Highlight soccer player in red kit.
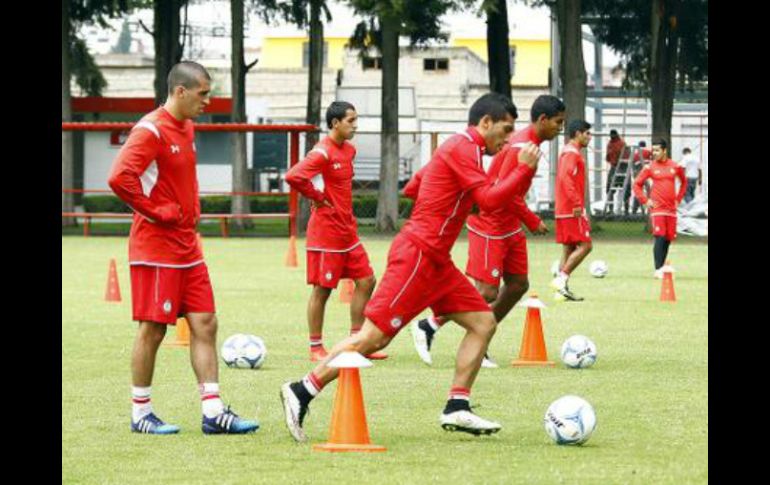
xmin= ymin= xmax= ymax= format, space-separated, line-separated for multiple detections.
xmin=551 ymin=119 xmax=593 ymax=302
xmin=284 ymin=101 xmax=386 ymax=362
xmin=632 ymin=139 xmax=686 ymax=277
xmin=108 ymin=62 xmax=258 ymax=435
xmin=410 ymin=95 xmax=565 ymax=367
xmin=280 ymin=93 xmax=541 ymax=440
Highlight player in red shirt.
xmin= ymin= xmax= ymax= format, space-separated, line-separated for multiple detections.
xmin=108 ymin=62 xmax=258 ymax=435
xmin=410 ymin=95 xmax=565 ymax=368
xmin=284 ymin=101 xmax=386 ymax=362
xmin=281 ymin=93 xmax=541 ymax=440
xmin=632 ymin=139 xmax=687 ymax=277
xmin=551 ymin=119 xmax=593 ymax=302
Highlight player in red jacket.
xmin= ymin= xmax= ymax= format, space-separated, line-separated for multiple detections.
xmin=632 ymin=139 xmax=687 ymax=277
xmin=551 ymin=119 xmax=593 ymax=302
xmin=108 ymin=62 xmax=258 ymax=435
xmin=284 ymin=101 xmax=386 ymax=362
xmin=281 ymin=93 xmax=541 ymax=440
xmin=409 ymin=95 xmax=565 ymax=368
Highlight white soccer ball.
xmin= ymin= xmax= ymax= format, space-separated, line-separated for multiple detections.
xmin=560 ymin=335 xmax=597 ymax=369
xmin=589 ymin=260 xmax=608 ymax=278
xmin=221 ymin=334 xmax=267 ymax=369
xmin=550 ymin=260 xmax=561 ymax=277
xmin=544 ymin=395 xmax=597 ymax=445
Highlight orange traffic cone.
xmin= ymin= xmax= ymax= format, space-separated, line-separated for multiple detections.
xmin=313 ymin=350 xmax=386 ymax=453
xmin=660 ymin=261 xmax=676 ymax=302
xmin=105 ymin=258 xmax=122 ymax=302
xmin=512 ymin=294 xmax=555 ymax=367
xmin=339 ymin=279 xmax=354 ymax=304
xmin=164 ymin=317 xmax=191 ymax=347
xmin=285 ymin=236 xmax=298 ymax=268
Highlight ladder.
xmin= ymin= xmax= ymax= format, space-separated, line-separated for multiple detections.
xmin=604 ymin=145 xmax=648 ymax=217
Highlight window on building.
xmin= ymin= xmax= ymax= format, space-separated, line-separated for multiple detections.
xmin=424 ymin=58 xmax=449 ymax=71
xmin=362 ymin=56 xmax=382 ymax=70
xmin=303 ymin=42 xmax=329 ymax=68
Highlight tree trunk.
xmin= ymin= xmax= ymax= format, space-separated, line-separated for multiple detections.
xmin=299 ymin=0 xmax=325 ymax=235
xmin=486 ymin=0 xmax=512 ymax=99
xmin=231 ymin=0 xmax=250 ymax=228
xmin=376 ymin=13 xmax=400 ymax=233
xmin=154 ymin=0 xmax=183 ymax=106
xmin=62 ymin=0 xmax=74 ymax=226
xmin=556 ymin=0 xmax=589 ymax=216
xmin=650 ymin=0 xmax=680 ymax=145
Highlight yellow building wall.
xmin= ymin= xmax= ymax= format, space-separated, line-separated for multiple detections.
xmin=260 ymin=37 xmax=348 ymax=70
xmin=452 ymin=38 xmax=550 ymax=87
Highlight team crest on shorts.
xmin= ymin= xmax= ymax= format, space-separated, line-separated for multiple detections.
xmin=491 ymin=268 xmax=500 ymax=278
xmin=325 ymin=272 xmax=333 ymax=281
xmin=162 ymin=299 xmax=172 ymax=314
xmin=390 ymin=317 xmax=402 ymax=329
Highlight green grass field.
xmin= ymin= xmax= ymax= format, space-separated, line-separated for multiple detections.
xmin=62 ymin=235 xmax=707 ymax=485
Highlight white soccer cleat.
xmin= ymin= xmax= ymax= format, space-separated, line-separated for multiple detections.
xmin=280 ymin=382 xmax=308 ymax=443
xmin=481 ymin=354 xmax=499 ymax=369
xmin=550 ymin=276 xmax=567 ymax=292
xmin=411 ymin=320 xmax=433 ymax=365
xmin=440 ymin=410 xmax=502 ymax=436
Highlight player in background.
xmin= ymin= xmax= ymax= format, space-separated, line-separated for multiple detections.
xmin=632 ymin=139 xmax=687 ymax=278
xmin=410 ymin=95 xmax=565 ymax=367
xmin=551 ymin=119 xmax=593 ymax=302
xmin=108 ymin=61 xmax=259 ymax=435
xmin=285 ymin=101 xmax=386 ymax=362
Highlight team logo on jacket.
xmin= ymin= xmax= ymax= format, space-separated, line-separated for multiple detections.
xmin=162 ymin=299 xmax=172 ymax=314
xmin=333 ymin=163 xmax=342 ymax=170
xmin=390 ymin=317 xmax=403 ymax=329
xmin=491 ymin=268 xmax=500 ymax=278
xmin=170 ymin=144 xmax=180 ymax=154
xmin=325 ymin=272 xmax=333 ymax=281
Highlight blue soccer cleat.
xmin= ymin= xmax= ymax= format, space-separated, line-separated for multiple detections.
xmin=202 ymin=406 xmax=260 ymax=434
xmin=131 ymin=413 xmax=180 ymax=435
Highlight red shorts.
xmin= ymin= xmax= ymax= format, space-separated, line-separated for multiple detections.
xmin=466 ymin=230 xmax=528 ymax=285
xmin=364 ymin=234 xmax=491 ymax=337
xmin=307 ymin=243 xmax=374 ymax=289
xmin=130 ymin=263 xmax=216 ymax=324
xmin=556 ymin=216 xmax=592 ymax=245
xmin=651 ymin=214 xmax=677 ymax=241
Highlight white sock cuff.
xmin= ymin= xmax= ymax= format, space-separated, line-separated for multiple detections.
xmin=200 ymin=382 xmax=220 ymax=395
xmin=427 ymin=316 xmax=440 ymax=331
xmin=132 ymin=386 xmax=151 ymax=398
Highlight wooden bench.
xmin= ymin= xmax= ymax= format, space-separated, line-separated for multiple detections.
xmin=61 ymin=212 xmax=291 ymax=238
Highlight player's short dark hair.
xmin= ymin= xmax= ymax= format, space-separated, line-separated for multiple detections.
xmin=639 ymin=141 xmax=647 ymax=147
xmin=653 ymin=138 xmax=668 ymax=150
xmin=567 ymin=119 xmax=592 ymax=138
xmin=468 ymin=93 xmax=518 ymax=125
xmin=610 ymin=129 xmax=619 ymax=137
xmin=683 ymin=147 xmax=691 ymax=154
xmin=326 ymin=101 xmax=356 ymax=129
xmin=167 ymin=61 xmax=211 ymax=95
xmin=530 ymin=95 xmax=566 ymax=122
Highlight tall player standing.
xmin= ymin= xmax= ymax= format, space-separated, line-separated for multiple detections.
xmin=108 ymin=61 xmax=259 ymax=435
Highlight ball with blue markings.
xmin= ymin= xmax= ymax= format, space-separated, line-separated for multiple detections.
xmin=221 ymin=334 xmax=267 ymax=369
xmin=560 ymin=335 xmax=597 ymax=369
xmin=544 ymin=395 xmax=597 ymax=445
